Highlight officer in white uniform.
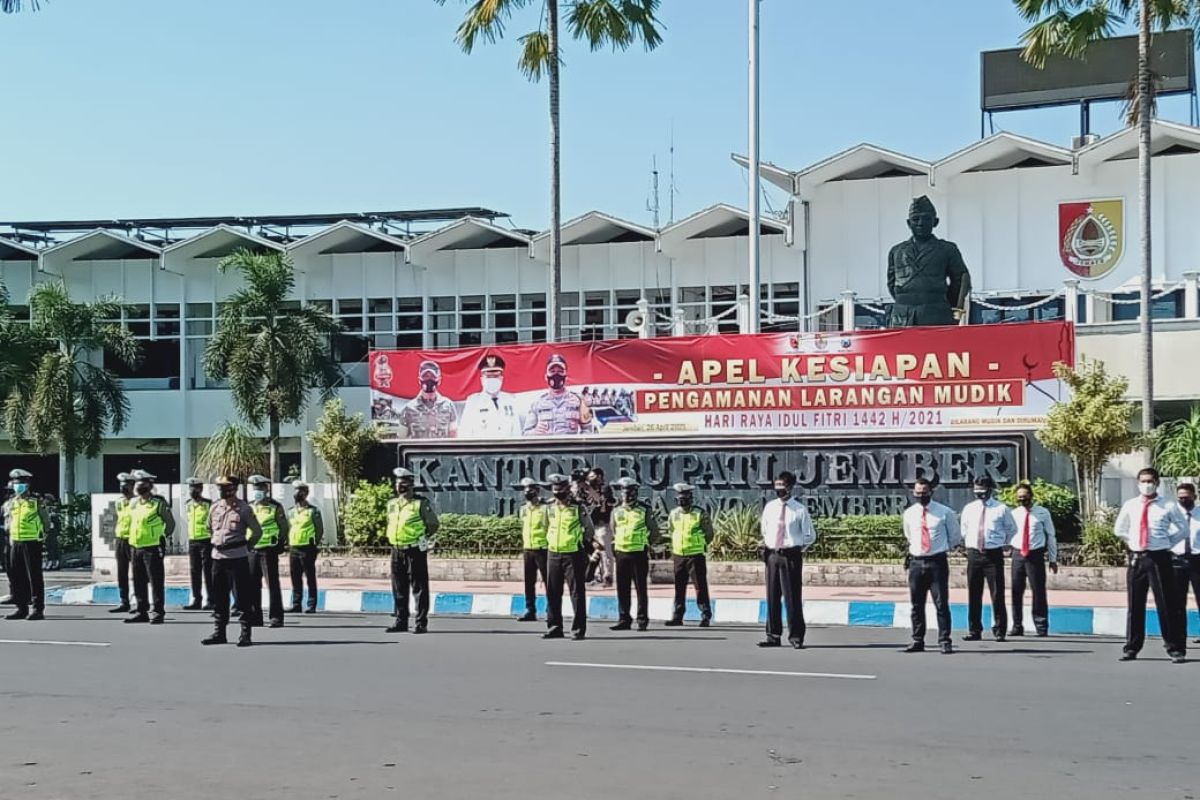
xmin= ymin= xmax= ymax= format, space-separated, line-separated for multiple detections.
xmin=458 ymin=354 xmax=521 ymax=439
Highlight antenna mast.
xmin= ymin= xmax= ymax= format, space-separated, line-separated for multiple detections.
xmin=647 ymin=155 xmax=660 ymax=229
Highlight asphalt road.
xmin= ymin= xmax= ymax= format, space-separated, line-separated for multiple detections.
xmin=0 ymin=607 xmax=1193 ymax=800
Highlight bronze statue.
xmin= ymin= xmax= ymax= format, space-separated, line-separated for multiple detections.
xmin=886 ymin=196 xmax=971 ymax=327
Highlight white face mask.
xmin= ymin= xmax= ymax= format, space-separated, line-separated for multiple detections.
xmin=1138 ymin=481 xmax=1157 ymax=497
xmin=482 ymin=376 xmax=503 ymax=396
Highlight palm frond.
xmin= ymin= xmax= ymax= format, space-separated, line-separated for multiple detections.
xmin=518 ymin=29 xmax=554 ymax=79
xmin=567 ymin=0 xmax=662 ymax=51
xmin=1 ymin=0 xmax=45 ymax=12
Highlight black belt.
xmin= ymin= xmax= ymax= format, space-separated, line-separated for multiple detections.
xmin=765 ymin=546 xmax=803 ymax=555
xmin=910 ymin=552 xmax=948 ymax=561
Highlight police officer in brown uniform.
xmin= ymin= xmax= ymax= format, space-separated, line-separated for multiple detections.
xmin=203 ymin=476 xmax=262 ymax=647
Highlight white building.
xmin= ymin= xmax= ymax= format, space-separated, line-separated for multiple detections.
xmin=4 ymin=120 xmax=1200 ymax=495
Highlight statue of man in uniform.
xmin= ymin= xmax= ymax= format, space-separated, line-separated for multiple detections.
xmin=886 ymin=196 xmax=972 ymax=327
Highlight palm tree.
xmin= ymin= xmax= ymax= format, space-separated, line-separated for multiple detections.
xmin=194 ymin=421 xmax=269 ymax=486
xmin=2 ymin=282 xmax=142 ymax=497
xmin=1015 ymin=1 xmax=1200 ymax=445
xmin=2 ymin=1 xmax=44 ymax=11
xmin=1155 ymin=404 xmax=1200 ymax=480
xmin=436 ymin=0 xmax=663 ymax=342
xmin=203 ymin=249 xmax=341 ymax=482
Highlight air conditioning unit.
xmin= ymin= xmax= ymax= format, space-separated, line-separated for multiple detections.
xmin=1072 ymin=133 xmax=1100 ymax=150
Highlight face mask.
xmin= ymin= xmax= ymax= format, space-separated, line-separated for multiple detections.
xmin=13 ymin=483 xmax=28 ymax=496
xmin=547 ymin=374 xmax=566 ymax=390
xmin=482 ymin=377 xmax=503 ymax=395
xmin=1018 ymin=496 xmax=1033 ymax=508
xmin=524 ymin=489 xmax=540 ymax=502
xmin=421 ymin=379 xmax=438 ymax=393
xmin=252 ymin=489 xmax=266 ymax=502
xmin=1138 ymin=481 xmax=1157 ymax=497
xmin=553 ymin=487 xmax=569 ymax=500
xmin=774 ymin=487 xmax=790 ymax=499
xmin=973 ymin=490 xmax=989 ymax=500
xmin=1180 ymin=497 xmax=1195 ymax=511
xmin=190 ymin=489 xmax=203 ymax=501
xmin=677 ymin=496 xmax=692 ymax=508
xmin=293 ymin=493 xmax=306 ymax=503
xmin=624 ymin=491 xmax=638 ymax=504
xmin=915 ymin=494 xmax=932 ymax=506
xmin=136 ymin=484 xmax=152 ymax=496
xmin=219 ymin=486 xmax=237 ymax=499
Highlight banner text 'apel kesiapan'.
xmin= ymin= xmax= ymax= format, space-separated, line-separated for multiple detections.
xmin=368 ymin=322 xmax=1074 ymax=442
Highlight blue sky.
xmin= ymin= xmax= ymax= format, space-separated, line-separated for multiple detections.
xmin=0 ymin=0 xmax=1193 ymax=231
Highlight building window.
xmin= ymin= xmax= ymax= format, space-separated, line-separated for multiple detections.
xmin=1110 ymin=289 xmax=1183 ymax=322
xmin=969 ymin=295 xmax=1065 ymax=325
xmin=519 ymin=293 xmax=546 ymax=343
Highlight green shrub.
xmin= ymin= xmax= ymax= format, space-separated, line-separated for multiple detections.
xmin=342 ymin=480 xmax=393 ymax=549
xmin=1076 ymin=507 xmax=1126 ymax=567
xmin=436 ymin=513 xmax=522 ymax=555
xmin=710 ymin=506 xmax=761 ymax=560
xmin=998 ymin=478 xmax=1080 ymax=539
xmin=809 ymin=515 xmax=906 ymax=562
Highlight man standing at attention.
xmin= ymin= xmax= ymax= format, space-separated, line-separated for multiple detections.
xmin=1170 ymin=482 xmax=1200 ymax=646
xmin=287 ymin=480 xmax=323 ymax=614
xmin=248 ymin=475 xmax=289 ymax=629
xmin=385 ymin=467 xmax=439 ymax=634
xmin=757 ymin=471 xmax=816 ymax=649
xmin=960 ymin=476 xmax=1015 ymax=642
xmin=109 ymin=471 xmax=136 ymax=614
xmin=182 ymin=477 xmax=213 ymax=611
xmin=125 ymin=470 xmax=175 ymax=625
xmin=515 ymin=477 xmax=549 ymax=622
xmin=2 ymin=469 xmax=51 ymax=621
xmin=664 ymin=482 xmax=714 ymax=627
xmin=1009 ymin=482 xmax=1057 ymax=637
xmin=903 ymin=478 xmax=960 ymax=654
xmin=609 ymin=477 xmax=657 ymax=632
xmin=543 ymin=473 xmax=595 ymax=641
xmin=1115 ymin=468 xmax=1188 ymax=663
xmin=203 ymin=475 xmax=262 ymax=647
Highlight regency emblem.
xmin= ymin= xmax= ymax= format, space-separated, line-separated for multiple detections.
xmin=1059 ymin=199 xmax=1124 ymax=279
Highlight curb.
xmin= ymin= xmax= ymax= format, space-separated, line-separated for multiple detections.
xmin=47 ymin=583 xmax=1199 ymax=637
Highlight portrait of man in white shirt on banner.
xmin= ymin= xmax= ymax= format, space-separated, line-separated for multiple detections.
xmin=458 ymin=354 xmax=522 ymax=439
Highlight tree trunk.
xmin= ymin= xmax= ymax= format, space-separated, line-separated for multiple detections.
xmin=269 ymin=414 xmax=281 ymax=483
xmin=1137 ymin=0 xmax=1154 ymax=452
xmin=547 ymin=0 xmax=562 ymax=343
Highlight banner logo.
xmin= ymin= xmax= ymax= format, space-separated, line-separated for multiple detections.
xmin=1059 ymin=199 xmax=1124 ymax=279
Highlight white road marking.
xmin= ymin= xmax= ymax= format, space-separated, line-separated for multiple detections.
xmin=0 ymin=639 xmax=111 ymax=648
xmin=545 ymin=661 xmax=876 ymax=680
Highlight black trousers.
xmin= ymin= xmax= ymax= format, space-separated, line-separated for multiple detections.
xmin=966 ymin=548 xmax=1007 ymax=636
xmin=131 ymin=546 xmax=165 ymax=617
xmin=188 ymin=540 xmax=214 ymax=605
xmin=390 ymin=546 xmax=430 ymax=627
xmin=250 ymin=548 xmax=285 ymax=624
xmin=909 ymin=553 xmax=951 ymax=644
xmin=1171 ymin=554 xmax=1200 ymax=642
xmin=672 ymin=554 xmax=712 ymax=622
xmin=615 ymin=549 xmax=650 ymax=625
xmin=114 ymin=538 xmax=132 ymax=605
xmin=522 ymin=548 xmax=548 ymax=615
xmin=9 ymin=540 xmax=44 ymax=612
xmin=764 ymin=547 xmax=805 ymax=644
xmin=1011 ymin=547 xmax=1049 ymax=634
xmin=546 ymin=550 xmax=587 ymax=636
xmin=211 ymin=556 xmax=254 ymax=637
xmin=289 ymin=545 xmax=319 ymax=611
xmin=1125 ymin=550 xmax=1184 ymax=656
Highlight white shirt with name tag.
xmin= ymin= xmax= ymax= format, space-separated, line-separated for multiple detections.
xmin=959 ymin=498 xmax=1016 ymax=551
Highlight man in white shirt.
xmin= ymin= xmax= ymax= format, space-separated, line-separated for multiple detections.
xmin=960 ymin=476 xmax=1016 ymax=642
xmin=1114 ymin=467 xmax=1189 ymax=663
xmin=902 ymin=478 xmax=961 ymax=654
xmin=458 ymin=354 xmax=522 ymax=439
xmin=1008 ymin=483 xmax=1058 ymax=637
xmin=1170 ymin=482 xmax=1200 ymax=647
xmin=757 ymin=471 xmax=816 ymax=649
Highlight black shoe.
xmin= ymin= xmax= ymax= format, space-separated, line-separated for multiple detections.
xmin=757 ymin=638 xmax=781 ymax=648
xmin=790 ymin=640 xmax=804 ymax=649
xmin=571 ymin=632 xmax=586 ymax=641
xmin=940 ymin=643 xmax=954 ymax=655
xmin=637 ymin=622 xmax=648 ymax=632
xmin=124 ymin=613 xmax=150 ymax=624
xmin=663 ymin=618 xmax=684 ymax=627
xmin=903 ymin=642 xmax=925 ymax=653
xmin=1194 ymin=637 xmax=1200 ymax=644
xmin=201 ymin=603 xmax=214 ymax=611
xmin=994 ymin=633 xmax=1006 ymax=643
xmin=1035 ymin=630 xmax=1049 ymax=638
xmin=386 ymin=623 xmax=408 ymax=633
xmin=1009 ymin=626 xmax=1025 ymax=637
xmin=149 ymin=615 xmax=165 ymax=626
xmin=4 ymin=608 xmax=27 ymax=621
xmin=1119 ymin=652 xmax=1137 ymax=662
xmin=1171 ymin=653 xmax=1187 ymax=664
xmin=961 ymin=633 xmax=981 ymax=642
xmin=516 ymin=612 xmax=538 ymax=622
xmin=201 ymin=633 xmax=227 ymax=646
xmin=304 ymin=608 xmax=317 ymax=614
xmin=699 ymin=618 xmax=711 ymax=628
xmin=268 ymin=619 xmax=283 ymax=629
xmin=26 ymin=610 xmax=44 ymax=621
xmin=542 ymin=630 xmax=565 ymax=639
xmin=286 ymin=606 xmax=301 ymax=614
xmin=413 ymin=624 xmax=428 ymax=634
xmin=609 ymin=622 xmax=632 ymax=631
xmin=109 ymin=604 xmax=131 ymax=614
xmin=181 ymin=603 xmax=202 ymax=611
xmin=237 ymin=634 xmax=252 ymax=648
xmin=230 ymin=610 xmax=242 ymax=619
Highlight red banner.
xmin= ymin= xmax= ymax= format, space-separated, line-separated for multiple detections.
xmin=369 ymin=322 xmax=1074 ymax=441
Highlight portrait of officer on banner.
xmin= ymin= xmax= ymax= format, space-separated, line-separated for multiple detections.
xmin=523 ymin=354 xmax=594 ymax=436
xmin=398 ymin=360 xmax=458 ymax=440
xmin=459 ymin=354 xmax=522 ymax=439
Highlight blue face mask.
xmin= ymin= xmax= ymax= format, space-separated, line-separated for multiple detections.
xmin=13 ymin=483 xmax=28 ymax=496
xmin=252 ymin=489 xmax=266 ymax=502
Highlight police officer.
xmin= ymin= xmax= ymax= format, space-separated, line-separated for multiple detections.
xmin=248 ymin=475 xmax=289 ymax=628
xmin=610 ymin=476 xmax=657 ymax=632
xmin=287 ymin=480 xmax=323 ymax=614
xmin=182 ymin=477 xmax=214 ymax=611
xmin=543 ymin=473 xmax=594 ymax=640
xmin=3 ymin=469 xmax=51 ymax=621
xmin=109 ymin=471 xmax=136 ymax=613
xmin=385 ymin=467 xmax=438 ymax=634
xmin=203 ymin=475 xmax=262 ymax=647
xmin=125 ymin=470 xmax=175 ymax=625
xmin=665 ymin=482 xmax=714 ymax=627
xmin=516 ymin=477 xmax=549 ymax=622
xmin=960 ymin=476 xmax=1015 ymax=642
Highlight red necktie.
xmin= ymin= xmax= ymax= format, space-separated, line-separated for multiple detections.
xmin=977 ymin=502 xmax=986 ymax=550
xmin=1020 ymin=510 xmax=1031 ymax=557
xmin=1139 ymin=497 xmax=1153 ymax=550
xmin=920 ymin=506 xmax=931 ymax=553
xmin=775 ymin=502 xmax=787 ymax=549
